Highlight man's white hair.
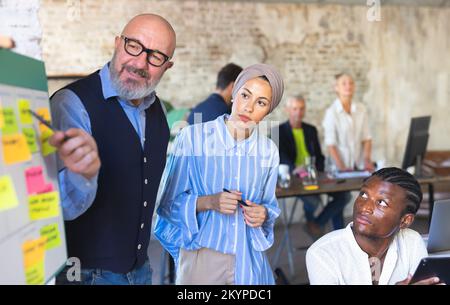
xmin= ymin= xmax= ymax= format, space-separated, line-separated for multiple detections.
xmin=286 ymin=95 xmax=305 ymax=107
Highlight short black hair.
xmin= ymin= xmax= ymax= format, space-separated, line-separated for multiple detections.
xmin=369 ymin=167 xmax=422 ymax=215
xmin=216 ymin=63 xmax=243 ymax=90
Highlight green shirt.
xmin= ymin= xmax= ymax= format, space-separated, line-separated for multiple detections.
xmin=292 ymin=128 xmax=310 ymax=166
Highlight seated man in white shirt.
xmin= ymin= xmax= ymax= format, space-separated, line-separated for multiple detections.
xmin=306 ymin=167 xmax=442 ymax=285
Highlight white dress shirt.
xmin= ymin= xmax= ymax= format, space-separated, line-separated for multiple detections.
xmin=322 ymin=98 xmax=372 ymax=169
xmin=306 ymin=223 xmax=428 ymax=285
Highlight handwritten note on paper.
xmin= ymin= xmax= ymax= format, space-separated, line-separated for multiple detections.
xmin=40 ymin=128 xmax=56 ymax=157
xmin=36 ymin=107 xmax=51 ymax=134
xmin=1 ymin=107 xmax=19 ymax=134
xmin=22 ymin=236 xmax=47 ymax=285
xmin=25 ymin=166 xmax=46 ymax=195
xmin=28 ymin=191 xmax=60 ymax=220
xmin=2 ymin=133 xmax=32 ymax=165
xmin=18 ymin=99 xmax=33 ymax=124
xmin=0 ymin=175 xmax=19 ymax=212
xmin=40 ymin=223 xmax=61 ymax=251
xmin=22 ymin=127 xmax=39 ymax=153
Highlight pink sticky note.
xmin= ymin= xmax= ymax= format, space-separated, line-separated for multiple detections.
xmin=25 ymin=166 xmax=46 ymax=195
xmin=37 ymin=183 xmax=54 ymax=194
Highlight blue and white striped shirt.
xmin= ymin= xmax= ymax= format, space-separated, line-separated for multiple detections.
xmin=154 ymin=114 xmax=280 ymax=284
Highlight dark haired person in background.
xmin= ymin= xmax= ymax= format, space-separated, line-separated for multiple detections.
xmin=306 ymin=167 xmax=442 ymax=285
xmin=187 ymin=63 xmax=242 ymax=125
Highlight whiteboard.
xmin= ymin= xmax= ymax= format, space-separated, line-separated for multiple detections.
xmin=0 ymin=49 xmax=67 ymax=284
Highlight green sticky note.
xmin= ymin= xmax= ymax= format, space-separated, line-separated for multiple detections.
xmin=23 ymin=127 xmax=39 ymax=153
xmin=40 ymin=128 xmax=56 ymax=156
xmin=40 ymin=223 xmax=61 ymax=250
xmin=0 ymin=175 xmax=19 ymax=212
xmin=18 ymin=99 xmax=32 ymax=124
xmin=1 ymin=107 xmax=19 ymax=134
xmin=25 ymin=260 xmax=45 ymax=285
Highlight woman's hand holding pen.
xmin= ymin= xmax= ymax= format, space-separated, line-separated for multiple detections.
xmin=49 ymin=128 xmax=101 ymax=180
xmin=197 ymin=190 xmax=242 ymax=214
xmin=241 ymin=201 xmax=267 ymax=228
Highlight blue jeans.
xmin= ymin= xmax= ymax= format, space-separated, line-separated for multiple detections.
xmin=316 ymin=191 xmax=352 ymax=230
xmin=55 ymin=259 xmax=153 ymax=285
xmin=299 ymin=195 xmax=322 ymax=222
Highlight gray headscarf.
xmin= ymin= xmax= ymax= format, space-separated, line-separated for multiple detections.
xmin=231 ymin=63 xmax=284 ymax=113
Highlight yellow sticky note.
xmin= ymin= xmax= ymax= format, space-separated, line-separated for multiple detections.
xmin=36 ymin=108 xmax=51 ymax=134
xmin=40 ymin=128 xmax=56 ymax=156
xmin=2 ymin=133 xmax=32 ymax=165
xmin=22 ymin=236 xmax=47 ymax=285
xmin=40 ymin=223 xmax=61 ymax=250
xmin=28 ymin=191 xmax=60 ymax=220
xmin=1 ymin=107 xmax=19 ymax=134
xmin=18 ymin=99 xmax=33 ymax=125
xmin=25 ymin=260 xmax=45 ymax=285
xmin=23 ymin=127 xmax=39 ymax=153
xmin=0 ymin=99 xmax=4 ymax=128
xmin=0 ymin=175 xmax=19 ymax=212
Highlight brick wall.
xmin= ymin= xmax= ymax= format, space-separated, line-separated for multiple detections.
xmin=35 ymin=0 xmax=450 ymax=166
xmin=0 ymin=0 xmax=42 ymax=59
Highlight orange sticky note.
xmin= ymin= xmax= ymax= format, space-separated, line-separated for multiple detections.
xmin=2 ymin=133 xmax=32 ymax=165
xmin=36 ymin=108 xmax=52 ymax=134
xmin=22 ymin=236 xmax=47 ymax=285
xmin=22 ymin=236 xmax=47 ymax=269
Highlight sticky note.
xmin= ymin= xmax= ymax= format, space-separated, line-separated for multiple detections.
xmin=22 ymin=236 xmax=47 ymax=285
xmin=25 ymin=166 xmax=46 ymax=195
xmin=1 ymin=107 xmax=19 ymax=134
xmin=40 ymin=128 xmax=56 ymax=157
xmin=18 ymin=99 xmax=33 ymax=124
xmin=0 ymin=175 xmax=19 ymax=212
xmin=39 ymin=183 xmax=54 ymax=194
xmin=0 ymin=100 xmax=4 ymax=129
xmin=22 ymin=127 xmax=39 ymax=153
xmin=28 ymin=191 xmax=60 ymax=220
xmin=2 ymin=133 xmax=32 ymax=165
xmin=36 ymin=107 xmax=51 ymax=134
xmin=40 ymin=223 xmax=61 ymax=251
xmin=25 ymin=260 xmax=45 ymax=285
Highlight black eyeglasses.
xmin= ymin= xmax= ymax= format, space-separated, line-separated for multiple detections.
xmin=121 ymin=35 xmax=170 ymax=67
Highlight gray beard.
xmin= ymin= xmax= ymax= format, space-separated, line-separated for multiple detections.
xmin=109 ymin=55 xmax=158 ymax=100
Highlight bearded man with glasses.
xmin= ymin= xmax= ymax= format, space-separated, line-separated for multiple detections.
xmin=49 ymin=14 xmax=176 ymax=285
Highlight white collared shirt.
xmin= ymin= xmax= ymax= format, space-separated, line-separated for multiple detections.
xmin=322 ymin=98 xmax=371 ymax=169
xmin=306 ymin=223 xmax=428 ymax=285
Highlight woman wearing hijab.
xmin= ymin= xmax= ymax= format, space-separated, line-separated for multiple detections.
xmin=154 ymin=64 xmax=284 ymax=285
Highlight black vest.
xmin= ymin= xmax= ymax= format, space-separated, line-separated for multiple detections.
xmin=58 ymin=71 xmax=169 ymax=273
